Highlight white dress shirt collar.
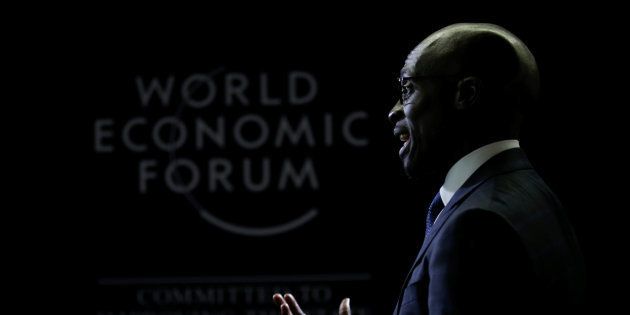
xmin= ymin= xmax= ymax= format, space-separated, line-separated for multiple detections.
xmin=439 ymin=140 xmax=521 ymax=207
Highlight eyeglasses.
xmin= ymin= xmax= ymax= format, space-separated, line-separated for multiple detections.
xmin=397 ymin=75 xmax=458 ymax=101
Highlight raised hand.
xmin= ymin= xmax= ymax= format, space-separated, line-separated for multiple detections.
xmin=273 ymin=293 xmax=350 ymax=315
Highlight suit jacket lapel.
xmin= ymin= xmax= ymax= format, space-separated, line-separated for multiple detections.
xmin=395 ymin=148 xmax=533 ymax=314
xmin=412 ymin=148 xmax=533 ymax=270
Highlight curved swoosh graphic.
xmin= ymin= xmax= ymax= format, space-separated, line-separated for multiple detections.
xmin=197 ymin=207 xmax=319 ymax=237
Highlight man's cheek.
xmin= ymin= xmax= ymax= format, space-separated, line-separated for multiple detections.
xmin=403 ymin=107 xmax=413 ymax=118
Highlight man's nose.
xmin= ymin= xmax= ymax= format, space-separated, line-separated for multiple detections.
xmin=388 ymin=100 xmax=404 ymax=124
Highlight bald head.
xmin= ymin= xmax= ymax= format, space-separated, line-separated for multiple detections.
xmin=404 ymin=23 xmax=539 ymax=110
xmin=390 ymin=24 xmax=541 ymax=178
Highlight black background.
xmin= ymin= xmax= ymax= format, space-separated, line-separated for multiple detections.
xmin=34 ymin=5 xmax=626 ymax=314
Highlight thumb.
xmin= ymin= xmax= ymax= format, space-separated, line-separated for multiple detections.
xmin=339 ymin=297 xmax=351 ymax=315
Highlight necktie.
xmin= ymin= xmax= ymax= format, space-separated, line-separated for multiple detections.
xmin=425 ymin=192 xmax=445 ymax=238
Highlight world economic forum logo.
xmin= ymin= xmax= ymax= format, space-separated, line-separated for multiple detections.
xmin=93 ymin=68 xmax=369 ymax=236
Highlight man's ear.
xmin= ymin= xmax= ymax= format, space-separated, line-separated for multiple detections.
xmin=454 ymin=76 xmax=482 ymax=110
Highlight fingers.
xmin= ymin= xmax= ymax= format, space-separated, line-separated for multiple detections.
xmin=339 ymin=297 xmax=351 ymax=315
xmin=273 ymin=293 xmax=292 ymax=315
xmin=281 ymin=303 xmax=292 ymax=315
xmin=284 ymin=293 xmax=304 ymax=315
xmin=273 ymin=293 xmax=286 ymax=306
xmin=275 ymin=293 xmax=349 ymax=315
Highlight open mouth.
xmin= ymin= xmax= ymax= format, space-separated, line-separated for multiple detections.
xmin=394 ymin=125 xmax=410 ymax=143
xmin=399 ymin=133 xmax=410 ymax=142
xmin=393 ymin=125 xmax=411 ymax=158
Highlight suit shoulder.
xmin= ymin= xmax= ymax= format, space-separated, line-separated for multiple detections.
xmin=442 ymin=207 xmax=517 ymax=240
xmin=460 ymin=168 xmax=562 ymax=222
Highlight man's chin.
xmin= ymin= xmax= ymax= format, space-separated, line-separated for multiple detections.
xmin=403 ymin=156 xmax=441 ymax=182
xmin=403 ymin=158 xmax=419 ymax=179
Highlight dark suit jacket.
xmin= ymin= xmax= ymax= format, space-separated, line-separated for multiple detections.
xmin=393 ymin=148 xmax=585 ymax=315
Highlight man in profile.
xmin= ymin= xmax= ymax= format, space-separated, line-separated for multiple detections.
xmin=273 ymin=23 xmax=585 ymax=315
